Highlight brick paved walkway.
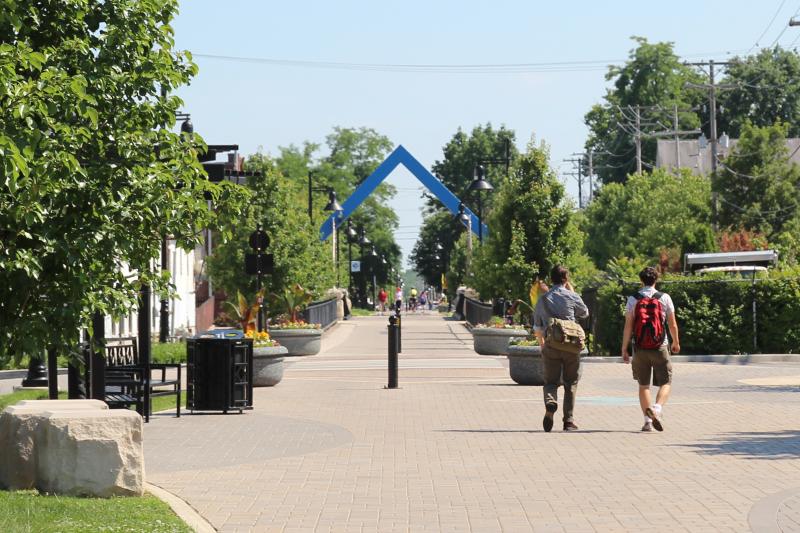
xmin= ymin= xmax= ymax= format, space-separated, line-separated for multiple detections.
xmin=144 ymin=314 xmax=800 ymax=532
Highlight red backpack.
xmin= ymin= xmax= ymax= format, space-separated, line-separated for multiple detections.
xmin=632 ymin=292 xmax=666 ymax=350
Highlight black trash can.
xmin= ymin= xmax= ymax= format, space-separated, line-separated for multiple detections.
xmin=186 ymin=331 xmax=253 ymax=414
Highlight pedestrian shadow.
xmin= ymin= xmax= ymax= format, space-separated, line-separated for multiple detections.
xmin=436 ymin=429 xmax=639 ymax=434
xmin=676 ymin=430 xmax=800 ymax=459
xmin=694 ymin=384 xmax=800 ymax=395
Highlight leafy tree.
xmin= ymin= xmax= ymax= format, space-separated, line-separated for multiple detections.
xmin=583 ymin=168 xmax=715 ymax=269
xmin=713 ymin=121 xmax=800 ymax=239
xmin=207 ymin=154 xmax=335 ymax=308
xmin=719 ymin=47 xmax=800 ymax=138
xmin=585 ymin=37 xmax=703 ymax=184
xmin=470 ymin=138 xmax=586 ymax=301
xmin=0 ymin=0 xmax=249 ymax=364
xmin=412 ymin=124 xmax=518 ymax=291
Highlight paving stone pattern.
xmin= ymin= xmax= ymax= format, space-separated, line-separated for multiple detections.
xmin=143 ymin=314 xmax=800 ymax=532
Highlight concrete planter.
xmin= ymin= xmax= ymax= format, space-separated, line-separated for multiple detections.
xmin=253 ymin=346 xmax=288 ymax=387
xmin=268 ymin=328 xmax=323 ymax=356
xmin=507 ymin=344 xmax=586 ymax=385
xmin=507 ymin=345 xmax=545 ymax=385
xmin=471 ymin=327 xmax=528 ymax=355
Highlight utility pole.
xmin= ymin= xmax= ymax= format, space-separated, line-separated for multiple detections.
xmin=673 ymin=104 xmax=680 ymax=170
xmin=587 ymin=149 xmax=593 ymax=202
xmin=563 ymin=156 xmax=585 ymax=209
xmin=686 ymin=60 xmax=733 ymax=230
xmin=635 ymin=105 xmax=642 ymax=174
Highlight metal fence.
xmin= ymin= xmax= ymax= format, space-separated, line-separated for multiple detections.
xmin=464 ymin=297 xmax=493 ymax=327
xmin=302 ymin=298 xmax=338 ymax=329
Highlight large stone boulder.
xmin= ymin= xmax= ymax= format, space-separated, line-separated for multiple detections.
xmin=38 ymin=410 xmax=144 ymax=497
xmin=0 ymin=400 xmax=144 ymax=497
xmin=0 ymin=400 xmax=108 ymax=490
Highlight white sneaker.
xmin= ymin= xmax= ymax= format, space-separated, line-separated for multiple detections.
xmin=641 ymin=421 xmax=653 ymax=432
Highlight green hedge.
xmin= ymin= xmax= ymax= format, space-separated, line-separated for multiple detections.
xmin=588 ymin=274 xmax=800 ymax=355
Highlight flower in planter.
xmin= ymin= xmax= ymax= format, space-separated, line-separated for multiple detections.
xmin=245 ymin=330 xmax=280 ymax=347
xmin=510 ymin=337 xmax=539 ymax=346
xmin=269 ymin=284 xmax=314 ymax=323
xmin=269 ymin=320 xmax=321 ymax=330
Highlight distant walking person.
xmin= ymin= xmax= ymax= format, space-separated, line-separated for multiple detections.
xmin=378 ymin=288 xmax=388 ymax=315
xmin=621 ymin=267 xmax=681 ymax=432
xmin=533 ymin=265 xmax=588 ymax=432
xmin=394 ymin=286 xmax=403 ymax=313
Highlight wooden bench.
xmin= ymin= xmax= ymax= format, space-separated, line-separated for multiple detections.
xmin=104 ymin=337 xmax=182 ymax=419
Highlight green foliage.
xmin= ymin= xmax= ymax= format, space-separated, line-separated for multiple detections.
xmin=224 ymin=290 xmax=262 ymax=332
xmin=0 ymin=490 xmax=191 ymax=533
xmin=470 ymin=138 xmax=585 ymax=301
xmin=151 ymin=342 xmax=186 ymax=364
xmin=269 ymin=284 xmax=314 ymax=322
xmin=585 ymin=37 xmax=704 ymax=184
xmin=589 ymin=271 xmax=800 ymax=355
xmin=720 ymin=47 xmax=800 ymax=138
xmin=413 ymin=124 xmax=519 ymax=290
xmin=713 ymin=121 xmax=800 ymax=239
xmin=0 ymin=0 xmax=249 ymax=364
xmin=583 ymin=168 xmax=715 ymax=269
xmin=207 ymin=153 xmax=335 ymax=304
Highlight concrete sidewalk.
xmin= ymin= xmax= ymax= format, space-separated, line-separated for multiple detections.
xmin=109 ymin=314 xmax=800 ymax=531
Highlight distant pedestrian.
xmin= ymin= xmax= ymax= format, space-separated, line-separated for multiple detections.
xmin=418 ymin=290 xmax=427 ymax=313
xmin=394 ymin=286 xmax=403 ymax=313
xmin=533 ymin=265 xmax=588 ymax=432
xmin=621 ymin=267 xmax=681 ymax=432
xmin=378 ymin=288 xmax=388 ymax=315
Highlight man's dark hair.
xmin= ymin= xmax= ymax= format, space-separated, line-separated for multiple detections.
xmin=550 ymin=265 xmax=569 ymax=285
xmin=639 ymin=266 xmax=659 ymax=286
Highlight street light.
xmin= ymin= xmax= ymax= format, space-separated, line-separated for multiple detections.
xmin=345 ymin=219 xmax=357 ymax=299
xmin=323 ymin=189 xmax=343 ymax=286
xmin=358 ymin=228 xmax=371 ymax=308
xmin=468 ymin=165 xmax=493 ymax=244
xmin=370 ymin=246 xmax=379 ymax=311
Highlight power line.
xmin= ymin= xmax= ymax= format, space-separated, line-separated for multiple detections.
xmin=191 ymin=49 xmax=749 ymax=75
xmin=749 ymin=0 xmax=788 ymax=54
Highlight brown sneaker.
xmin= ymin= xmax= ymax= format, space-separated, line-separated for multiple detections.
xmin=563 ymin=421 xmax=579 ymax=431
xmin=645 ymin=408 xmax=663 ymax=431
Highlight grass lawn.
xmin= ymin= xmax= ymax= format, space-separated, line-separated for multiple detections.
xmin=0 ymin=490 xmax=192 ymax=533
xmin=349 ymin=307 xmax=375 ymax=317
xmin=0 ymin=393 xmax=191 ymax=532
xmin=0 ymin=389 xmax=185 ymax=415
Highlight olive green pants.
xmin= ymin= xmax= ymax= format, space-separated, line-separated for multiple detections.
xmin=542 ymin=345 xmax=581 ymax=423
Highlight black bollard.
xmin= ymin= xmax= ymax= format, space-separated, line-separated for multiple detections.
xmin=21 ymin=355 xmax=49 ymax=388
xmin=387 ymin=315 xmax=398 ymax=389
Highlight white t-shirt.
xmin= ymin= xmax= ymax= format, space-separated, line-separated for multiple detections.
xmin=394 ymin=289 xmax=403 ymax=301
xmin=625 ymin=286 xmax=674 ymax=347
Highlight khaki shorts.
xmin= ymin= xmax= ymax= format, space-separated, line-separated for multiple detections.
xmin=632 ymin=346 xmax=672 ymax=386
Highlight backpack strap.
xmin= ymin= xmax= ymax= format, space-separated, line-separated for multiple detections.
xmin=652 ymin=291 xmax=664 ymax=300
xmin=633 ymin=293 xmax=644 ymax=301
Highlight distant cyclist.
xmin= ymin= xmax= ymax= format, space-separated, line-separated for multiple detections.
xmin=418 ymin=290 xmax=428 ymax=313
xmin=409 ymin=287 xmax=418 ymax=312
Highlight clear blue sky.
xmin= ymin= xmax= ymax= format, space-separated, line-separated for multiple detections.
xmin=172 ymin=1 xmax=800 ymax=266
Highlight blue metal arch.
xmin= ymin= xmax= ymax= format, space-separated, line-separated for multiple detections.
xmin=319 ymin=145 xmax=487 ymax=241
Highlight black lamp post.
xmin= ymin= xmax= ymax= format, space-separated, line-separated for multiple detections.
xmin=158 ymin=115 xmax=194 ymax=344
xmin=323 ymin=189 xmax=343 ymax=286
xmin=358 ymin=228 xmax=370 ymax=308
xmin=345 ymin=219 xmax=357 ymax=299
xmin=370 ymin=247 xmax=379 ymax=310
xmin=468 ymin=165 xmax=493 ymax=244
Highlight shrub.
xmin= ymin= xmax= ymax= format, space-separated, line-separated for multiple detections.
xmin=588 ymin=271 xmax=800 ymax=355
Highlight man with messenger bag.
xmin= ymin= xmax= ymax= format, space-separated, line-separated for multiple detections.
xmin=533 ymin=265 xmax=588 ymax=432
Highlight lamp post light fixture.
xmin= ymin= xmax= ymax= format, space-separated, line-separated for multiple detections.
xmin=323 ymin=189 xmax=343 ymax=286
xmin=345 ymin=219 xmax=357 ymax=298
xmin=468 ymin=165 xmax=493 ymax=244
xmin=370 ymin=246 xmax=379 ymax=311
xmin=358 ymin=228 xmax=371 ymax=308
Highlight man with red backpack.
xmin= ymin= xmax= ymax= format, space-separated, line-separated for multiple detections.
xmin=621 ymin=267 xmax=681 ymax=432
